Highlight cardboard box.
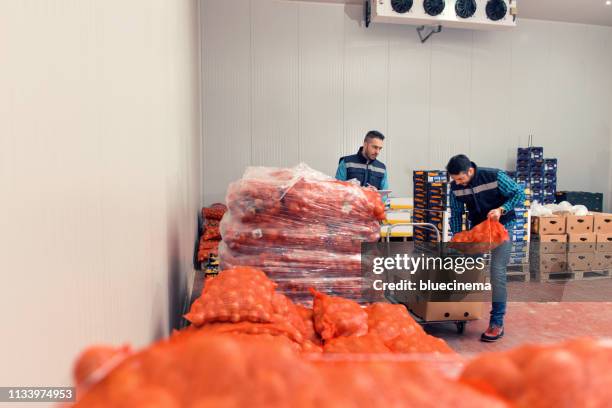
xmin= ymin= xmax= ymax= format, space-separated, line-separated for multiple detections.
xmin=532 ymin=215 xmax=565 ymax=235
xmin=596 ymin=233 xmax=612 ymax=253
xmin=408 ymin=301 xmax=482 ymax=321
xmin=567 ymin=233 xmax=596 ymax=253
xmin=534 ymin=234 xmax=567 ymax=254
xmin=594 ymin=252 xmax=612 ymax=270
xmin=567 ymin=252 xmax=594 ymax=272
xmin=566 ymin=214 xmax=594 ymax=234
xmin=594 ymin=213 xmax=612 ymax=233
xmin=533 ymin=253 xmax=567 ymax=273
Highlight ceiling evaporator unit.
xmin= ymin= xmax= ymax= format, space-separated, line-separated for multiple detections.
xmin=366 ymin=0 xmax=517 ymax=42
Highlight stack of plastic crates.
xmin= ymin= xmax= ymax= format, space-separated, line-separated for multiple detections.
xmin=412 ymin=170 xmax=450 ymax=243
xmin=543 ymin=159 xmax=558 ymax=204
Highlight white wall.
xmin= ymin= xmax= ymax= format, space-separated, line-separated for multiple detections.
xmin=0 ymin=0 xmax=201 ymax=389
xmin=201 ymin=0 xmax=612 ymax=211
xmin=610 ymin=116 xmax=612 ymax=211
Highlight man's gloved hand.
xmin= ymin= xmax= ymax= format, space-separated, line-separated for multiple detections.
xmin=487 ymin=207 xmax=503 ymax=221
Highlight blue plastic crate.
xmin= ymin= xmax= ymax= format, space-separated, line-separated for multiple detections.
xmin=544 ymin=158 xmax=558 ymax=172
xmin=529 ymin=158 xmax=545 ymax=170
xmin=543 ymin=174 xmax=557 ymax=184
xmin=413 ymin=170 xmax=447 ymax=183
xmin=530 ymin=176 xmax=543 ymax=184
xmin=543 ymin=182 xmax=557 ymax=190
xmin=426 ymin=188 xmax=448 ymax=196
xmin=529 ymin=169 xmax=544 ymax=176
xmin=511 ymin=235 xmax=529 ymax=243
xmin=514 ymin=208 xmax=529 ymax=217
xmin=511 ymin=221 xmax=529 ymax=229
xmin=511 ymin=229 xmax=529 ymax=237
xmin=516 ymin=165 xmax=530 ymax=174
xmin=515 ymin=177 xmax=529 ymax=186
xmin=511 ymin=241 xmax=529 ymax=250
xmin=516 ymin=158 xmax=530 ymax=167
xmin=517 ymin=147 xmax=544 ymax=160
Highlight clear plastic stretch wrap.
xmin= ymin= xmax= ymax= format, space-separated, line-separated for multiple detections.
xmin=219 ymin=164 xmax=385 ymax=302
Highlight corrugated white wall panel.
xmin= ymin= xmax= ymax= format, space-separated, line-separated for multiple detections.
xmin=508 ymin=19 xmax=552 ymax=145
xmin=201 ymin=0 xmax=252 ymax=203
xmin=251 ymin=0 xmax=300 ymax=167
xmin=386 ymin=23 xmax=431 ymax=194
xmin=0 ymin=0 xmax=201 ymax=388
xmin=470 ymin=29 xmax=513 ymax=169
xmin=298 ymin=2 xmax=345 ymax=177
xmin=343 ymin=5 xmax=389 ymax=167
xmin=428 ymin=28 xmax=473 ymax=168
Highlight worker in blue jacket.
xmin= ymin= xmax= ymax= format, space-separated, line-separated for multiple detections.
xmin=447 ymin=154 xmax=525 ymax=342
xmin=335 ymin=130 xmax=389 ymax=191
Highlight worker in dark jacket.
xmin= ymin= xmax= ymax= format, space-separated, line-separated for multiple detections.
xmin=335 ymin=130 xmax=389 ymax=191
xmin=447 ymin=154 xmax=525 ymax=342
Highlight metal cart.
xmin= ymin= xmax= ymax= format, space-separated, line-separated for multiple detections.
xmin=383 ymin=221 xmax=478 ymax=334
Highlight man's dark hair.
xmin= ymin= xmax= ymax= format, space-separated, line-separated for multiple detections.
xmin=446 ymin=154 xmax=472 ymax=175
xmin=364 ymin=130 xmax=385 ymax=143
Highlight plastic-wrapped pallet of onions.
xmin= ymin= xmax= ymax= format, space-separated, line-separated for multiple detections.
xmin=218 ymin=163 xmax=385 ymax=301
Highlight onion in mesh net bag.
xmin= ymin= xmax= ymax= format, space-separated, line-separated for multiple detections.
xmin=184 ymin=267 xmax=277 ymax=326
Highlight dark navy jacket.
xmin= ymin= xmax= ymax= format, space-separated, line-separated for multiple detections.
xmin=337 ymin=147 xmax=387 ymax=189
xmin=450 ymin=163 xmax=516 ymax=228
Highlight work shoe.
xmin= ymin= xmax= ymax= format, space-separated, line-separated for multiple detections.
xmin=480 ymin=325 xmax=504 ymax=342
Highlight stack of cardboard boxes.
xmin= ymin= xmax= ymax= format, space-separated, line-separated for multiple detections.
xmin=594 ymin=213 xmax=612 ymax=271
xmin=531 ymin=212 xmax=612 ymax=280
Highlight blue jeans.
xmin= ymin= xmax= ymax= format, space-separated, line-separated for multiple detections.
xmin=489 ymin=240 xmax=511 ymax=327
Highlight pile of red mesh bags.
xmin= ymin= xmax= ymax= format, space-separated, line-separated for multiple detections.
xmin=184 ymin=269 xmax=452 ymax=356
xmin=450 ymin=219 xmax=509 ymax=254
xmin=73 ymin=331 xmax=612 ymax=407
xmin=70 ymin=268 xmax=612 ymax=407
xmin=71 ymin=330 xmax=503 ymax=408
xmin=311 ymin=288 xmax=369 ymax=340
xmin=185 ymin=267 xmax=308 ymax=345
xmin=460 ymin=337 xmax=612 ymax=408
xmin=318 ymin=298 xmax=454 ymax=355
xmin=218 ymin=164 xmax=385 ymax=302
xmin=196 ymin=203 xmax=227 ymax=262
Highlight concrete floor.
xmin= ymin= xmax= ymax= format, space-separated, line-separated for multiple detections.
xmin=427 ymin=301 xmax=612 ymax=355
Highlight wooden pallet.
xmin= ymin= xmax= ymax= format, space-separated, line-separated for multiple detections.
xmin=507 ymin=272 xmax=530 ymax=282
xmin=574 ymin=269 xmax=612 ymax=280
xmin=506 ymin=264 xmax=530 ymax=282
xmin=507 ymin=264 xmax=529 ymax=273
xmin=538 ymin=269 xmax=611 ymax=282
